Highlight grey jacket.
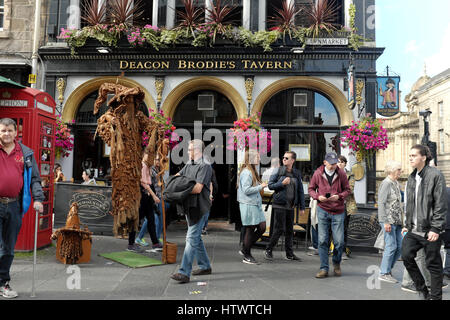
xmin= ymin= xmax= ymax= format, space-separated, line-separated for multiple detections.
xmin=405 ymin=165 xmax=447 ymax=234
xmin=377 ymin=176 xmax=403 ymax=225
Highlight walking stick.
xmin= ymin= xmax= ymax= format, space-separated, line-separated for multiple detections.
xmin=160 ymin=175 xmax=168 ymax=263
xmin=31 ymin=208 xmax=38 ymax=298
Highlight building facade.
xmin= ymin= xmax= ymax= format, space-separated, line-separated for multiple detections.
xmin=35 ymin=0 xmax=382 ymax=232
xmin=378 ymin=67 xmax=450 ymax=183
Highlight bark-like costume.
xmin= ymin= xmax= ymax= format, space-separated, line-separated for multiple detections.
xmin=93 ymin=83 xmax=168 ymax=235
xmin=51 ymin=203 xmax=92 ymax=264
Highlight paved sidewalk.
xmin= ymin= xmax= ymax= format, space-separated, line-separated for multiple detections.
xmin=7 ymin=220 xmax=449 ymax=300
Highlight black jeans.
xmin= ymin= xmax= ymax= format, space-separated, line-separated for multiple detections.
xmin=266 ymin=207 xmax=294 ymax=256
xmin=0 ymin=200 xmax=22 ymax=285
xmin=402 ymin=232 xmax=443 ymax=300
xmin=129 ymin=189 xmax=158 ymax=245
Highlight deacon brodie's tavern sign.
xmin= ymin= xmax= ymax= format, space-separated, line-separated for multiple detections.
xmin=119 ymin=58 xmax=294 ymax=72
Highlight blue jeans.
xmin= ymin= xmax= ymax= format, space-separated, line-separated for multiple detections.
xmin=444 ymin=249 xmax=450 ymax=276
xmin=0 ymin=201 xmax=22 ymax=285
xmin=311 ymin=225 xmax=318 ymax=249
xmin=178 ymin=213 xmax=211 ymax=277
xmin=317 ymin=207 xmax=345 ymax=271
xmin=137 ymin=202 xmax=170 ymax=242
xmin=379 ymin=223 xmax=403 ymax=275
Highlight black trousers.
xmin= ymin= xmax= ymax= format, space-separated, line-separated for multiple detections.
xmin=402 ymin=232 xmax=443 ymax=300
xmin=129 ymin=189 xmax=158 ymax=245
xmin=266 ymin=207 xmax=294 ymax=256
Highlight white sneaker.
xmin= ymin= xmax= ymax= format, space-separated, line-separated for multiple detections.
xmin=0 ymin=282 xmax=18 ymax=299
xmin=379 ymin=273 xmax=398 ymax=284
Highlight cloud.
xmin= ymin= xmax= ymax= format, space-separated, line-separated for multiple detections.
xmin=404 ymin=40 xmax=419 ymax=54
xmin=424 ymin=23 xmax=450 ymax=78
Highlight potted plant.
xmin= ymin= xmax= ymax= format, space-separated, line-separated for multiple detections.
xmin=175 ymin=0 xmax=205 ymax=39
xmin=304 ymin=0 xmax=340 ymax=38
xmin=267 ymin=0 xmax=302 ymax=44
xmin=340 ymin=114 xmax=389 ymax=168
xmin=81 ymin=0 xmax=107 ymax=26
xmin=204 ymin=0 xmax=237 ymax=44
xmin=55 ymin=116 xmax=75 ymax=159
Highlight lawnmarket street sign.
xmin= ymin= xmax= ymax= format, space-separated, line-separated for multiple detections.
xmin=305 ymin=38 xmax=349 ymax=46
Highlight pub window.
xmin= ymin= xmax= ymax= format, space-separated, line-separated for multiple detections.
xmin=222 ymin=0 xmax=243 ymax=26
xmin=261 ymin=89 xmax=339 ymax=126
xmin=139 ymin=0 xmax=153 ymax=26
xmin=47 ymin=0 xmax=71 ymax=42
xmin=293 ymin=0 xmax=344 ymax=28
xmin=266 ymin=0 xmax=283 ymax=30
xmin=0 ymin=0 xmax=4 ymax=30
xmin=158 ymin=0 xmax=167 ymax=28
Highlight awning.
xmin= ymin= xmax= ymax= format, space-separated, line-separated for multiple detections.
xmin=0 ymin=75 xmax=26 ymax=88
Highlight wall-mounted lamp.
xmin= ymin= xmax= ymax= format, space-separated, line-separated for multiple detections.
xmin=96 ymin=47 xmax=112 ymax=54
xmin=290 ymin=47 xmax=304 ymax=54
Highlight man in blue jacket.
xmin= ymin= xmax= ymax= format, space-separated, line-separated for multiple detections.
xmin=265 ymin=151 xmax=305 ymax=261
xmin=0 ymin=118 xmax=44 ymax=298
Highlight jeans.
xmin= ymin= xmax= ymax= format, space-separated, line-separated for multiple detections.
xmin=402 ymin=248 xmax=431 ymax=287
xmin=130 ymin=190 xmax=158 ymax=245
xmin=178 ymin=213 xmax=211 ymax=277
xmin=310 ymin=225 xmax=318 ymax=249
xmin=202 ymin=212 xmax=209 ymax=231
xmin=0 ymin=201 xmax=22 ymax=285
xmin=379 ymin=223 xmax=403 ymax=275
xmin=266 ymin=207 xmax=295 ymax=257
xmin=317 ymin=207 xmax=345 ymax=271
xmin=445 ymin=249 xmax=450 ymax=276
xmin=402 ymin=232 xmax=443 ymax=300
xmin=138 ymin=202 xmax=170 ymax=241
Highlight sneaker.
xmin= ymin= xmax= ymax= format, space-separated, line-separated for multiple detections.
xmin=264 ymin=250 xmax=273 ymax=261
xmin=135 ymin=238 xmax=149 ymax=247
xmin=243 ymin=255 xmax=259 ymax=265
xmin=0 ymin=282 xmax=18 ymax=299
xmin=170 ymin=273 xmax=190 ymax=283
xmin=127 ymin=244 xmax=143 ymax=253
xmin=315 ymin=270 xmax=328 ymax=278
xmin=401 ymin=284 xmax=418 ymax=293
xmin=379 ymin=273 xmax=398 ymax=284
xmin=285 ymin=254 xmax=302 ymax=261
xmin=418 ymin=289 xmax=430 ymax=300
xmin=238 ymin=249 xmax=245 ymax=256
xmin=307 ymin=248 xmax=318 ymax=256
xmin=152 ymin=242 xmax=163 ymax=251
xmin=202 ymin=228 xmax=208 ymax=235
xmin=192 ymin=268 xmax=212 ymax=276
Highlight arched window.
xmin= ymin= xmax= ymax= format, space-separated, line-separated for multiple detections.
xmin=173 ymin=90 xmax=237 ymax=125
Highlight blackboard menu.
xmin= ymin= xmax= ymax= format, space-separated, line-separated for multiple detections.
xmin=54 ymin=183 xmax=114 ymax=235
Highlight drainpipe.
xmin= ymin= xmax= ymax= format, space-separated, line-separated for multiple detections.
xmin=31 ymin=0 xmax=42 ymax=89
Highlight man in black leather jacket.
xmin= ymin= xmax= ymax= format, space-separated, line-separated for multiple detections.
xmin=402 ymin=144 xmax=447 ymax=300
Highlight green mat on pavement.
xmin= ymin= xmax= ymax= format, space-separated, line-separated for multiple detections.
xmin=99 ymin=251 xmax=163 ymax=268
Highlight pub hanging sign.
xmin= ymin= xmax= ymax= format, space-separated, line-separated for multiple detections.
xmin=377 ymin=76 xmax=400 ymax=117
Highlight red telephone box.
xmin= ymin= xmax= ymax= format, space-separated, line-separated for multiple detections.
xmin=0 ymin=87 xmax=56 ymax=251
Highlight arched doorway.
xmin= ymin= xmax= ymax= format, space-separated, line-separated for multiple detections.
xmin=260 ymin=87 xmax=341 ymax=186
xmin=71 ymin=90 xmax=149 ymax=183
xmin=171 ymin=88 xmax=239 ymax=223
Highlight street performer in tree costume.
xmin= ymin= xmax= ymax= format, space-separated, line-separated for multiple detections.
xmin=94 ymin=83 xmax=168 ymax=236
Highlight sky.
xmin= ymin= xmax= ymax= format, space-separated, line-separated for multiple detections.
xmin=376 ymin=0 xmax=450 ymax=110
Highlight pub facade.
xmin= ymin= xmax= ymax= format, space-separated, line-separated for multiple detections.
xmin=39 ymin=0 xmax=383 ymax=245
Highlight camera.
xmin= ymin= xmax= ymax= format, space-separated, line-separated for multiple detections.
xmin=325 ymin=193 xmax=331 ymax=198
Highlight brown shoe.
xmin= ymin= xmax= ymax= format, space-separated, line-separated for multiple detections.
xmin=333 ymin=264 xmax=342 ymax=277
xmin=170 ymin=273 xmax=190 ymax=283
xmin=315 ymin=270 xmax=328 ymax=278
xmin=192 ymin=268 xmax=212 ymax=276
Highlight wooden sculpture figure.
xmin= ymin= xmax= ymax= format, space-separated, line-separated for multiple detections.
xmin=51 ymin=203 xmax=92 ymax=264
xmin=93 ymin=83 xmax=168 ymax=235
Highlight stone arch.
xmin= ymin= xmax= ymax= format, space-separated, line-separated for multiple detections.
xmin=252 ymin=76 xmax=354 ymax=126
xmin=62 ymin=76 xmax=156 ymax=122
xmin=161 ymin=76 xmax=247 ymax=119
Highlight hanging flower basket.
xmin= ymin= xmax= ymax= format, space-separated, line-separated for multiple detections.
xmin=142 ymin=109 xmax=180 ymax=150
xmin=55 ymin=116 xmax=75 ymax=159
xmin=227 ymin=113 xmax=272 ymax=154
xmin=340 ymin=114 xmax=389 ymax=169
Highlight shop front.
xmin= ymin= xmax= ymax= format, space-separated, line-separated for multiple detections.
xmin=40 ymin=44 xmax=384 ymax=246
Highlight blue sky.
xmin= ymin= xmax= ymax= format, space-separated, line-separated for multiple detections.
xmin=376 ymin=0 xmax=450 ymax=110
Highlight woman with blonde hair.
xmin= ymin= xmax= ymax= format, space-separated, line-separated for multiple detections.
xmin=377 ymin=160 xmax=404 ymax=283
xmin=237 ymin=149 xmax=268 ymax=264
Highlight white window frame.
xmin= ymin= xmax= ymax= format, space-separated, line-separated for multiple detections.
xmin=438 ymin=100 xmax=444 ymax=118
xmin=0 ymin=0 xmax=5 ymax=31
xmin=439 ymin=129 xmax=445 ymax=154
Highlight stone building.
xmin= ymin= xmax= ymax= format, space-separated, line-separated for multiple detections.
xmin=377 ymin=67 xmax=450 ymax=185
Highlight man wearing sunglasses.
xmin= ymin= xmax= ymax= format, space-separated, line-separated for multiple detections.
xmin=265 ymin=151 xmax=305 ymax=261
